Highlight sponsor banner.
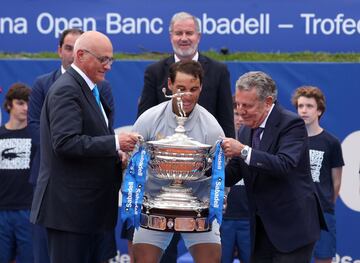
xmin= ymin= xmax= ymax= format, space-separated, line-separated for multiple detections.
xmin=1 ymin=0 xmax=360 ymax=53
xmin=0 ymin=60 xmax=359 ymax=261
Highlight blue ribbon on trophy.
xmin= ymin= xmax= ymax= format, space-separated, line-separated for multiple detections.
xmin=121 ymin=145 xmax=150 ymax=229
xmin=208 ymin=140 xmax=225 ymax=225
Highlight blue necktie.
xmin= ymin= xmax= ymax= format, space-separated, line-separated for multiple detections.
xmin=92 ymin=85 xmax=101 ymax=108
xmin=252 ymin=127 xmax=264 ymax=149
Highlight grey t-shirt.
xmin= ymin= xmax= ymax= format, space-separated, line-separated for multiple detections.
xmin=132 ymin=100 xmax=225 ymax=201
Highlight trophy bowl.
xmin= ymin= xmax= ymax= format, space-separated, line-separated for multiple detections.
xmin=146 ymin=133 xmax=212 ymax=181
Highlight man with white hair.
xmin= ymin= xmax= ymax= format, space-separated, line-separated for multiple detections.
xmin=30 ymin=31 xmax=139 ymax=262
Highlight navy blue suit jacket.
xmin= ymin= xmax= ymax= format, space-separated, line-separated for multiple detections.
xmin=137 ymin=53 xmax=235 ymax=138
xmin=30 ymin=67 xmax=121 ymax=233
xmin=28 ymin=68 xmax=114 ymax=185
xmin=225 ymin=103 xmax=326 ymax=253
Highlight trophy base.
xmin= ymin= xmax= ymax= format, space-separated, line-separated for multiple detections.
xmin=141 ymin=184 xmax=210 ymax=232
xmin=140 ymin=207 xmax=211 ymax=232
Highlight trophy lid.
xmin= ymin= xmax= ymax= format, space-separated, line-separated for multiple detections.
xmin=146 ymin=132 xmax=212 ymax=150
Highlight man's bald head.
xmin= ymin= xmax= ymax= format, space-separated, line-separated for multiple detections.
xmin=73 ymin=31 xmax=113 ymax=83
xmin=74 ymin=31 xmax=112 ymax=54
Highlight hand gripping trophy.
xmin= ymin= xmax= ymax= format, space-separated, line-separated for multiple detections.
xmin=121 ymin=89 xmax=225 ymax=233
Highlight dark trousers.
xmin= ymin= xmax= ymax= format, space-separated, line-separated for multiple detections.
xmin=160 ymin=232 xmax=180 ymax=263
xmin=47 ymin=228 xmax=116 ymax=263
xmin=252 ymin=217 xmax=315 ymax=263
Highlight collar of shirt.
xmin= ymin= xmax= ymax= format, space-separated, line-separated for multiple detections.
xmin=174 ymin=52 xmax=199 ymax=62
xmin=259 ymin=103 xmax=275 ymax=129
xmin=61 ymin=66 xmax=66 ymax=74
xmin=70 ymin=63 xmax=96 ymax=91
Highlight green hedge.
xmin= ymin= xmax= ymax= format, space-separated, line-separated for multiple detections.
xmin=1 ymin=51 xmax=360 ymax=62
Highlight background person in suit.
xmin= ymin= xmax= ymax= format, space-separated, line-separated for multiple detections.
xmin=221 ymin=71 xmax=326 ymax=263
xmin=291 ymin=86 xmax=344 ymax=263
xmin=30 ymin=31 xmax=139 ymax=263
xmin=137 ymin=11 xmax=234 ymax=138
xmin=133 ymin=11 xmax=234 ymax=263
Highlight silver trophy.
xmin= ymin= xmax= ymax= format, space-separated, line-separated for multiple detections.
xmin=140 ymin=89 xmax=213 ymax=232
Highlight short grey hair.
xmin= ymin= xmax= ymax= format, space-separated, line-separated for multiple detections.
xmin=235 ymin=71 xmax=277 ymax=101
xmin=169 ymin=12 xmax=200 ymax=33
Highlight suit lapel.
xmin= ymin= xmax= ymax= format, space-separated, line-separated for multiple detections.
xmin=67 ymin=67 xmax=109 ymax=131
xmin=198 ymin=53 xmax=209 ymax=73
xmin=259 ymin=104 xmax=281 ymax=152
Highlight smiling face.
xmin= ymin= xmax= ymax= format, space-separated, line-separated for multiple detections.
xmin=296 ymin=96 xmax=322 ymax=127
xmin=235 ymin=88 xmax=273 ymax=129
xmin=170 ymin=18 xmax=200 ymax=60
xmin=168 ymin=71 xmax=202 ymax=116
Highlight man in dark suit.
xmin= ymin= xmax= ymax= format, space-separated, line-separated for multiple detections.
xmin=28 ymin=28 xmax=118 ymax=263
xmin=137 ymin=11 xmax=234 ymax=138
xmin=221 ymin=71 xmax=326 ymax=263
xmin=134 ymin=12 xmax=234 ymax=262
xmin=30 ymin=31 xmax=139 ymax=263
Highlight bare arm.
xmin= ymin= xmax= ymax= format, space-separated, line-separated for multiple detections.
xmin=332 ymin=166 xmax=343 ymax=203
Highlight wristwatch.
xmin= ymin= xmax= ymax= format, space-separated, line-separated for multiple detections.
xmin=240 ymin=145 xmax=250 ymax=159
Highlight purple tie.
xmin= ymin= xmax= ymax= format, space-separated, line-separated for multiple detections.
xmin=252 ymin=127 xmax=264 ymax=149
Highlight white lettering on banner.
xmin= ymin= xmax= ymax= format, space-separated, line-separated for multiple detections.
xmin=106 ymin=13 xmax=163 ymax=34
xmin=125 ymin=182 xmax=134 ymax=208
xmin=333 ymin=253 xmax=360 ymax=263
xmin=213 ymin=181 xmax=221 ymax=208
xmin=217 ymin=147 xmax=223 ymax=170
xmin=134 ymin=187 xmax=141 ymax=215
xmin=0 ymin=17 xmax=27 ymax=34
xmin=339 ymin=130 xmax=360 ymax=212
xmin=137 ymin=150 xmax=146 ymax=176
xmin=301 ymin=13 xmax=360 ymax=35
xmin=199 ymin=13 xmax=270 ymax=35
xmin=36 ymin=12 xmax=96 ymax=37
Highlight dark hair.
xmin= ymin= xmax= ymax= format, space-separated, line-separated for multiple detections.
xmin=291 ymin=86 xmax=326 ymax=119
xmin=169 ymin=61 xmax=204 ymax=85
xmin=3 ymin=83 xmax=31 ymax=113
xmin=232 ymin=95 xmax=237 ymax=110
xmin=59 ymin=28 xmax=84 ymax=47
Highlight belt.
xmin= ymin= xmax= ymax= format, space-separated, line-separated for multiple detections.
xmin=140 ymin=207 xmax=211 ymax=232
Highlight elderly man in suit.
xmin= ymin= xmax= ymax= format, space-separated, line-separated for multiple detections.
xmin=221 ymin=71 xmax=326 ymax=263
xmin=137 ymin=11 xmax=234 ymax=138
xmin=28 ymin=28 xmax=118 ymax=263
xmin=30 ymin=31 xmax=139 ymax=263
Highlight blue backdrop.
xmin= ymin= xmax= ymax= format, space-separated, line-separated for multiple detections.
xmin=1 ymin=0 xmax=360 ymax=53
xmin=0 ymin=60 xmax=359 ymax=262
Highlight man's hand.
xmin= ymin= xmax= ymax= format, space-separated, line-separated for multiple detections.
xmin=221 ymin=137 xmax=243 ymax=158
xmin=118 ymin=132 xmax=140 ymax=152
xmin=118 ymin=150 xmax=129 ymax=170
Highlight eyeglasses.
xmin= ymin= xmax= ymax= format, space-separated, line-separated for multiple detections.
xmin=82 ymin=49 xmax=114 ymax=65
